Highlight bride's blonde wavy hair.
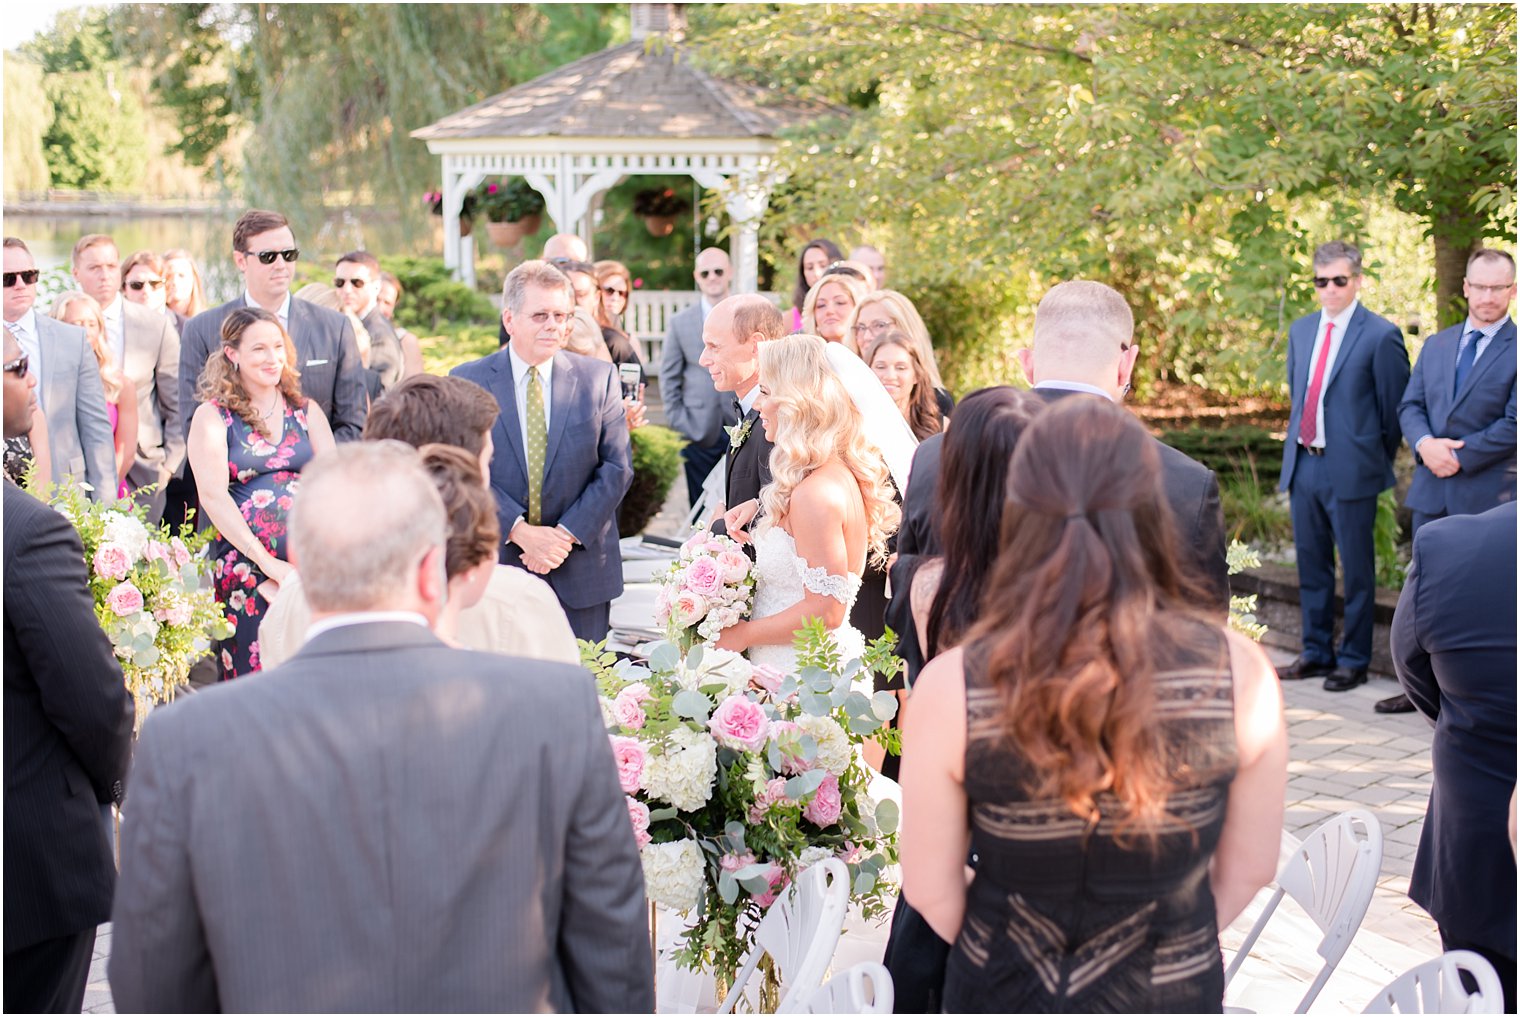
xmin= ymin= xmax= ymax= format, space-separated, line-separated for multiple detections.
xmin=757 ymin=334 xmax=900 ymax=565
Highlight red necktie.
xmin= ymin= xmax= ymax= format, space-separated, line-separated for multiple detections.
xmin=1298 ymin=321 xmax=1335 ymax=446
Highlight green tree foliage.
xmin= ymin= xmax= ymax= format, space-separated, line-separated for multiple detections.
xmin=3 ymin=56 xmax=54 ymax=195
xmin=690 ymin=3 xmax=1516 ymax=391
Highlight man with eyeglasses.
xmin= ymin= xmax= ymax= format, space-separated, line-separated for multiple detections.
xmin=1277 ymin=240 xmax=1410 ymax=695
xmin=451 ymin=260 xmax=633 ymax=643
xmin=71 ymin=234 xmax=184 ymax=521
xmin=659 ymin=247 xmax=734 ymax=508
xmin=2 ymin=237 xmax=117 ymax=500
xmin=333 ymin=250 xmax=405 ymax=392
xmin=179 ymin=209 xmax=367 ymax=443
xmin=1373 ymin=248 xmax=1518 ymax=715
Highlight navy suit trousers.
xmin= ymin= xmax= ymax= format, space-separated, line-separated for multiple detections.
xmin=1290 ymin=451 xmax=1379 ymax=668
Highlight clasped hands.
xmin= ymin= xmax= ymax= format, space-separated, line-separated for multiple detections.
xmin=512 ymin=522 xmax=574 ymax=574
xmin=1419 ymin=437 xmax=1464 ymax=478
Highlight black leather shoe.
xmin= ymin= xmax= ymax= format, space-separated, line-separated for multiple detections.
xmin=1375 ymin=693 xmax=1417 ymax=714
xmin=1279 ymin=655 xmax=1335 ymax=681
xmin=1323 ymin=667 xmax=1369 ymax=692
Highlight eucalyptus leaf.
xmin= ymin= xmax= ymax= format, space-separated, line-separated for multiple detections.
xmin=671 ymin=689 xmax=712 ymax=721
xmin=686 ymin=643 xmax=705 ymax=670
xmin=739 ymin=874 xmax=772 ymax=894
xmin=876 ymin=799 xmax=900 ymax=836
xmin=718 ymin=870 xmax=740 ymax=904
xmin=829 ymin=686 xmax=850 ymax=707
xmin=648 ymin=642 xmax=680 ymax=673
xmin=647 ymin=807 xmax=678 ymax=823
xmin=854 ymin=871 xmax=877 ymax=895
xmin=843 ymin=691 xmax=873 ymax=716
xmin=731 ymin=862 xmax=770 ymax=882
xmin=871 ymin=690 xmax=899 ymax=722
xmin=784 ymin=768 xmax=826 ymax=799
xmin=848 ymin=715 xmax=878 ymax=736
xmin=800 ymin=692 xmax=830 ymax=717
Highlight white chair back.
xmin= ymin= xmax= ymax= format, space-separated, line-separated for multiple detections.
xmin=717 ymin=858 xmax=850 ymax=1015
xmin=1224 ymin=809 xmax=1384 ymax=1013
xmin=785 ymin=961 xmax=894 ymax=1014
xmin=1362 ymin=950 xmax=1505 ymax=1014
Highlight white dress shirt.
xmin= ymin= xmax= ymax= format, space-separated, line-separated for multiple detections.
xmin=1302 ymin=299 xmax=1359 ymax=449
xmin=244 ymin=290 xmax=293 ymax=332
xmin=103 ymin=293 xmax=127 ymax=368
xmin=738 ymin=385 xmax=760 ymax=415
xmin=507 ymin=345 xmax=554 ymax=439
xmin=304 ymin=611 xmax=429 ymax=642
xmin=1033 ymin=379 xmax=1116 ymax=402
xmin=6 ymin=309 xmax=44 ymax=410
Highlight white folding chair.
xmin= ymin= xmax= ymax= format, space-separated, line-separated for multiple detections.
xmin=718 ymin=858 xmax=850 ymax=1015
xmin=1223 ymin=808 xmax=1384 ymax=1013
xmin=1362 ymin=950 xmax=1505 ymax=1014
xmin=783 ymin=961 xmax=894 ymax=1014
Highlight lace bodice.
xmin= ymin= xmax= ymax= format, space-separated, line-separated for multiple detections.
xmin=747 ymin=525 xmax=865 ymax=675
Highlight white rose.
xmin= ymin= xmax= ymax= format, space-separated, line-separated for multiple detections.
xmin=796 ymin=714 xmax=853 ymax=776
xmin=102 ymin=512 xmax=151 ymax=561
xmin=798 ymin=845 xmax=834 ymax=870
xmin=641 ymin=838 xmax=708 ymax=913
xmin=643 ymin=726 xmax=718 ymax=812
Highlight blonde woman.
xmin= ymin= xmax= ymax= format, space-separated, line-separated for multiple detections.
xmin=162 ymin=248 xmax=208 ymax=327
xmin=715 ymin=334 xmax=901 ymax=674
xmin=50 ymin=291 xmax=136 ymax=497
xmin=849 ymin=288 xmax=954 ymax=417
xmin=802 ymin=270 xmax=872 ymax=354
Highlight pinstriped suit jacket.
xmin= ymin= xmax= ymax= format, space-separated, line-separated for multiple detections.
xmin=108 ymin=621 xmax=653 ymax=1013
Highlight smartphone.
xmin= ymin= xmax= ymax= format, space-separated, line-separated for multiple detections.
xmin=619 ymin=362 xmax=642 ymax=402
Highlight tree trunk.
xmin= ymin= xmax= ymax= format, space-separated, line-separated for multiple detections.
xmin=1431 ymin=207 xmax=1482 ymax=327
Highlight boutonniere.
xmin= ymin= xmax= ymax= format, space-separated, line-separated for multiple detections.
xmin=725 ymin=418 xmax=754 ymax=451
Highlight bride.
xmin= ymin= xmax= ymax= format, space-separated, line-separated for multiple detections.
xmin=714 ymin=334 xmax=901 ymax=672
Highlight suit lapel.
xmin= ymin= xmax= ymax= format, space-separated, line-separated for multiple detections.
xmin=1452 ymin=320 xmax=1515 ymax=409
xmin=543 ymin=352 xmax=577 ymax=474
xmin=490 ymin=352 xmax=527 ymax=473
xmin=284 ymin=299 xmax=318 ymax=362
xmin=1323 ymin=305 xmax=1367 ymax=394
xmin=1290 ymin=319 xmax=1316 ymax=403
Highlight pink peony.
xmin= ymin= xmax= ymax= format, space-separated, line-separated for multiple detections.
xmin=143 ymin=541 xmax=173 ymax=565
xmin=752 ymin=863 xmax=791 ymax=908
xmin=626 ymin=796 xmax=651 ymax=848
xmin=609 ymin=735 xmax=649 ymax=794
xmin=613 ymin=687 xmax=648 ymax=730
xmin=748 ymin=776 xmax=792 ymax=823
xmin=750 ymin=663 xmax=787 ymax=695
xmin=803 ymin=773 xmax=843 ymax=827
xmin=669 ymin=590 xmax=707 ymax=629
xmin=708 ymin=694 xmax=769 ymax=752
xmin=164 ymin=601 xmax=194 ymax=627
xmin=106 ymin=582 xmax=144 ymax=617
xmin=719 ymin=850 xmax=756 ymax=873
xmin=93 ymin=543 xmax=131 ymax=581
xmin=716 ymin=549 xmax=750 ymax=584
xmin=837 ymin=840 xmax=864 ymax=865
xmin=170 ymin=537 xmax=192 ymax=567
xmin=683 ymin=557 xmax=723 ymax=599
xmin=703 ymin=539 xmax=727 ymax=556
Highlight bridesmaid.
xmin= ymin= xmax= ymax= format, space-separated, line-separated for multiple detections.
xmin=187 ymin=307 xmax=334 ymax=679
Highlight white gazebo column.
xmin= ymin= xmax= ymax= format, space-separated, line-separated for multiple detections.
xmin=703 ymin=164 xmax=774 ymax=295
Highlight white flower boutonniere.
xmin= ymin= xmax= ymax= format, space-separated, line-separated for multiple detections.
xmin=725 ymin=417 xmax=754 ymax=451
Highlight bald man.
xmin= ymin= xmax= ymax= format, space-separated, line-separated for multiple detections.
xmin=659 ymin=248 xmax=735 ymax=507
xmin=542 ymin=234 xmax=589 ymax=263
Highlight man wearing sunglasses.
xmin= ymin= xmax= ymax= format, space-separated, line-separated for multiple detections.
xmin=2 ymin=237 xmax=117 ymax=501
xmin=1278 ymin=240 xmax=1410 ymax=695
xmin=333 ymin=250 xmax=405 ymax=392
xmin=658 ymin=247 xmax=734 ymax=509
xmin=179 ymin=209 xmax=368 ymax=443
xmin=71 ymin=234 xmax=183 ymax=522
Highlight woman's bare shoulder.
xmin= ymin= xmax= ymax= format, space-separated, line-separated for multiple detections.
xmin=790 ymin=462 xmax=854 ymax=514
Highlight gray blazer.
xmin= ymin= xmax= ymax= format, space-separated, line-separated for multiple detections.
xmin=657 ymin=300 xmax=732 ymax=445
xmin=34 ymin=315 xmax=117 ymax=501
xmin=109 ymin=621 xmax=653 ymax=1013
xmin=118 ymin=300 xmax=184 ymax=504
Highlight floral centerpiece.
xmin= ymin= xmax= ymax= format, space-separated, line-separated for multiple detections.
xmin=46 ymin=481 xmax=232 ymax=727
xmin=584 ymin=621 xmax=902 ymax=987
xmin=654 ymin=528 xmax=755 ymax=650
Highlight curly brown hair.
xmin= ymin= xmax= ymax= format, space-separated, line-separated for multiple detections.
xmin=417 ymin=443 xmax=500 ymax=580
xmin=195 ymin=306 xmax=304 ymax=439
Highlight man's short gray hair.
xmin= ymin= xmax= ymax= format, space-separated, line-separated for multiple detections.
xmin=1033 ymin=280 xmax=1135 ymax=360
xmin=1313 ymin=240 xmax=1363 ymax=274
xmin=290 ymin=442 xmax=448 ymax=613
xmin=502 ymin=260 xmax=572 ymax=313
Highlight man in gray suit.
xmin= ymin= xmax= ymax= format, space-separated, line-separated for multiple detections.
xmin=109 ymin=442 xmax=653 ymax=1013
xmin=71 ymin=234 xmax=183 ymax=521
xmin=659 ymin=247 xmax=734 ymax=507
xmin=3 ymin=237 xmax=116 ymax=500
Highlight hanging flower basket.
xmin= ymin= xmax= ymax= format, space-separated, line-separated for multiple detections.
xmin=634 ymin=187 xmax=689 ymax=238
xmin=487 ymin=213 xmax=541 ymax=248
xmin=643 ymin=214 xmax=677 ymax=237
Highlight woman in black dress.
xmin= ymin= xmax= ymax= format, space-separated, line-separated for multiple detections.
xmin=901 ymin=397 xmax=1287 ymax=1013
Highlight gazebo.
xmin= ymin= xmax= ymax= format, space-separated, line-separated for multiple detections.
xmin=411 ymin=5 xmax=828 ymax=295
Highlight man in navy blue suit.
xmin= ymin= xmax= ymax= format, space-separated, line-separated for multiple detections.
xmin=452 ymin=261 xmax=633 ymax=643
xmin=1379 ymin=247 xmax=1516 ymax=714
xmin=1391 ymin=502 xmax=1516 ymax=1009
xmin=1277 ymin=241 xmax=1409 ymax=693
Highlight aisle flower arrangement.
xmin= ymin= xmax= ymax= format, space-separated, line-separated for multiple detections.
xmin=653 ymin=528 xmax=755 ymax=650
xmin=47 ymin=483 xmax=232 ymax=724
xmin=583 ymin=622 xmax=902 ymax=984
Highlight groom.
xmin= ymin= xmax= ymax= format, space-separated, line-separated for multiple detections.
xmin=700 ymin=294 xmax=788 ymax=541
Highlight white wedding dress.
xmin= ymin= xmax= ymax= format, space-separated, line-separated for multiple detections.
xmin=746 ymin=523 xmax=866 ymax=673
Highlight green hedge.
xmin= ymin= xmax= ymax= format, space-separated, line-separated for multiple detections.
xmin=619 ymin=424 xmax=686 ymax=537
xmin=380 ymin=255 xmax=497 ymax=332
xmin=1156 ymin=424 xmax=1283 ymax=479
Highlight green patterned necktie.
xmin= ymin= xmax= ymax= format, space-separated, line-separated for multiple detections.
xmin=526 ymin=364 xmax=546 ymax=525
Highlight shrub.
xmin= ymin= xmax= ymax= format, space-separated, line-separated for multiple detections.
xmin=619 ymin=424 xmax=686 ymax=537
xmin=1157 ymin=424 xmax=1283 ymax=479
xmin=417 ymin=325 xmax=500 ymax=377
xmin=379 ymin=255 xmax=496 ymax=332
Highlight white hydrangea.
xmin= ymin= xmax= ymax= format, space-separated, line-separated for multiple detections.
xmin=796 ymin=714 xmax=853 ymax=776
xmin=598 ymin=696 xmax=617 ymax=729
xmin=643 ymin=725 xmax=718 ymax=812
xmin=102 ymin=512 xmax=150 ymax=561
xmin=641 ymin=838 xmax=708 ymax=913
xmin=677 ymin=646 xmax=752 ymax=699
xmin=798 ymin=845 xmax=834 ymax=871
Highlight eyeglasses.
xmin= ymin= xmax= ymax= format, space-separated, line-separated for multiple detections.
xmin=3 ymin=353 xmax=29 ymax=376
xmin=333 ymin=277 xmax=369 ymax=289
xmin=1312 ymin=275 xmax=1353 ymax=289
xmin=698 ymin=268 xmax=726 ymax=279
xmin=3 ymin=270 xmax=40 ymax=287
xmin=528 ymin=311 xmax=571 ymax=326
xmin=244 ymin=248 xmax=300 ymax=265
xmin=1466 ymin=281 xmax=1515 ymax=296
xmin=852 ymin=319 xmax=894 ymax=336
xmin=127 ymin=278 xmax=164 ymax=291
xmin=601 ymin=285 xmax=628 ymax=297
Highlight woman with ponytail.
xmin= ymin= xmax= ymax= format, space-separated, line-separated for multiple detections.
xmin=900 ymin=396 xmax=1286 ymax=1012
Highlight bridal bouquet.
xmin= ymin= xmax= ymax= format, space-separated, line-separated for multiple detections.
xmin=584 ymin=622 xmax=902 ymax=983
xmin=654 ymin=528 xmax=755 ymax=650
xmin=47 ymin=483 xmax=232 ymax=725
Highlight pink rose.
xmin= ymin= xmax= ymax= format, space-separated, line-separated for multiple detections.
xmin=165 ymin=601 xmax=194 ymax=627
xmin=683 ymin=557 xmax=723 ymax=599
xmin=106 ymin=582 xmax=144 ymax=617
xmin=750 ymin=664 xmax=787 ymax=695
xmin=719 ymin=850 xmax=756 ymax=873
xmin=626 ymin=796 xmax=651 ymax=848
xmin=170 ymin=537 xmax=192 ymax=567
xmin=748 ymin=776 xmax=792 ymax=823
xmin=613 ymin=686 xmax=648 ymax=730
xmin=93 ymin=543 xmax=132 ymax=581
xmin=143 ymin=540 xmax=173 ymax=564
xmin=803 ymin=773 xmax=843 ymax=827
xmin=708 ymin=694 xmax=769 ymax=752
xmin=609 ymin=735 xmax=649 ymax=794
xmin=837 ymin=840 xmax=863 ymax=865
xmin=752 ymin=863 xmax=791 ymax=909
xmin=703 ymin=539 xmax=726 ymax=556
xmin=669 ymin=590 xmax=707 ymax=629
xmin=716 ymin=549 xmax=750 ymax=584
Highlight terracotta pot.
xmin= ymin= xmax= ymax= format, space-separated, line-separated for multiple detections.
xmin=643 ymin=214 xmax=677 ymax=237
xmin=459 ymin=217 xmax=474 ymax=238
xmin=488 ymin=218 xmax=534 ymax=248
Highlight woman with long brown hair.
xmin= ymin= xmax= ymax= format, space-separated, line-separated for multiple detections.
xmin=864 ymin=330 xmax=944 ymax=441
xmin=187 ymin=306 xmax=335 ymax=679
xmin=901 ymin=396 xmax=1286 ymax=1012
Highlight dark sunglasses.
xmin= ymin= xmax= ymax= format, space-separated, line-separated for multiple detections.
xmin=333 ymin=277 xmax=369 ymax=288
xmin=601 ymin=285 xmax=628 ymax=296
xmin=698 ymin=268 xmax=726 ymax=279
xmin=3 ymin=270 xmax=40 ymax=287
xmin=244 ymin=248 xmax=300 ymax=265
xmin=1312 ymin=275 xmax=1352 ymax=289
xmin=127 ymin=278 xmax=164 ymax=291
xmin=3 ymin=353 xmax=29 ymax=376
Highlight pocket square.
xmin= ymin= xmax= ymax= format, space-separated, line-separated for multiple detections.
xmin=304 ymin=358 xmax=330 ymax=367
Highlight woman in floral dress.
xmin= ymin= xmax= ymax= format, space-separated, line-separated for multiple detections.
xmin=186 ymin=307 xmax=334 ymax=678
